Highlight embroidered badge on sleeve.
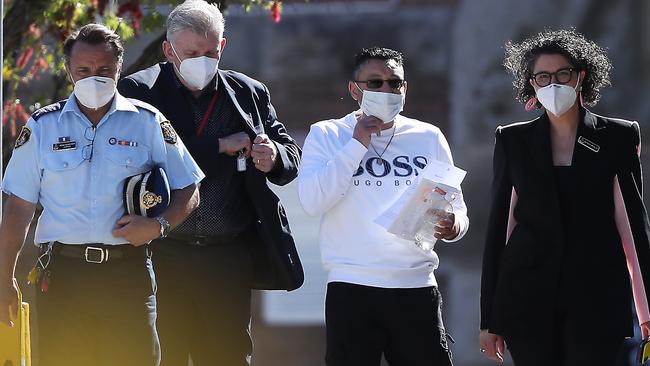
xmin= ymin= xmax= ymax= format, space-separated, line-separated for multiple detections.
xmin=160 ymin=120 xmax=177 ymax=145
xmin=15 ymin=126 xmax=32 ymax=149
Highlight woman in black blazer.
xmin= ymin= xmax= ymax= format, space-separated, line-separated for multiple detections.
xmin=479 ymin=29 xmax=650 ymax=366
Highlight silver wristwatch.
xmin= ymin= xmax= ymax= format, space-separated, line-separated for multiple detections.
xmin=154 ymin=216 xmax=171 ymax=238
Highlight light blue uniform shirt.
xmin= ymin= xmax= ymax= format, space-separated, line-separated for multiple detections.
xmin=2 ymin=92 xmax=205 ymax=245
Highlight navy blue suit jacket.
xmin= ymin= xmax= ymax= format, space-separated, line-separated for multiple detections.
xmin=118 ymin=63 xmax=304 ymax=291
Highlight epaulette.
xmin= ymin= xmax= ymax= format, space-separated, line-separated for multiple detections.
xmin=127 ymin=98 xmax=162 ymax=116
xmin=32 ymin=100 xmax=67 ymax=122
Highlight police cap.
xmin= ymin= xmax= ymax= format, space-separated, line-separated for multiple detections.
xmin=124 ymin=167 xmax=170 ymax=218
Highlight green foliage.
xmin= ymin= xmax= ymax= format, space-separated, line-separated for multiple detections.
xmin=244 ymin=0 xmax=273 ymax=12
xmin=2 ymin=0 xmax=282 ymax=115
xmin=141 ymin=10 xmax=166 ymax=33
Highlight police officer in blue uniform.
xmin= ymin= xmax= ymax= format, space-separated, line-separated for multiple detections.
xmin=0 ymin=24 xmax=204 ymax=366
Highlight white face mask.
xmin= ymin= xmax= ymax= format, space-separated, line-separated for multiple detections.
xmin=72 ymin=76 xmax=117 ymax=110
xmin=170 ymin=42 xmax=219 ymax=90
xmin=356 ymin=85 xmax=405 ymax=123
xmin=535 ymin=75 xmax=580 ymax=117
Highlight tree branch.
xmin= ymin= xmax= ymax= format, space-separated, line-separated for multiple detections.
xmin=3 ymin=0 xmax=50 ymax=60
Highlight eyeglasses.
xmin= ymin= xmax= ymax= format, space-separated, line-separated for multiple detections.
xmin=82 ymin=126 xmax=96 ymax=162
xmin=354 ymin=79 xmax=405 ymax=89
xmin=531 ymin=67 xmax=577 ymax=87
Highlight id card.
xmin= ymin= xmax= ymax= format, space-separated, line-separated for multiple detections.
xmin=237 ymin=150 xmax=247 ymax=172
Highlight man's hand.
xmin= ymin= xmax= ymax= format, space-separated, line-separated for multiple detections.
xmin=352 ymin=113 xmax=384 ymax=147
xmin=0 ymin=278 xmax=19 ymax=327
xmin=112 ymin=215 xmax=161 ymax=246
xmin=219 ymin=132 xmax=252 ymax=157
xmin=0 ymin=195 xmax=36 ymax=327
xmin=479 ymin=329 xmax=505 ymax=363
xmin=251 ymin=134 xmax=278 ymax=173
xmin=433 ymin=212 xmax=459 ymax=240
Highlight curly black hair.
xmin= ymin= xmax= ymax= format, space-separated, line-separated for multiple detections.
xmin=503 ymin=29 xmax=612 ymax=107
xmin=352 ymin=47 xmax=404 ymax=79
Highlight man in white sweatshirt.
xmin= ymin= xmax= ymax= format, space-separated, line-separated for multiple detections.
xmin=297 ymin=47 xmax=468 ymax=366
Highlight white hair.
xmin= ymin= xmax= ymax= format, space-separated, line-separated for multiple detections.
xmin=166 ymin=0 xmax=225 ymax=42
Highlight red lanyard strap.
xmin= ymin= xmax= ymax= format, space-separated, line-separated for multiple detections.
xmin=195 ymin=91 xmax=218 ymax=136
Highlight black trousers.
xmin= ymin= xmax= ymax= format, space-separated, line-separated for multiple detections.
xmin=325 ymin=282 xmax=453 ymax=366
xmin=504 ymin=309 xmax=625 ymax=366
xmin=36 ymin=250 xmax=159 ymax=366
xmin=154 ymin=237 xmax=253 ymax=366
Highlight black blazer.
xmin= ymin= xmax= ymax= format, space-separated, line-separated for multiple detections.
xmin=480 ymin=108 xmax=650 ymax=337
xmin=118 ymin=63 xmax=304 ymax=291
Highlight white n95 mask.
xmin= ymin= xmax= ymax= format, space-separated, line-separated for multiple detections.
xmin=358 ymin=87 xmax=405 ymax=122
xmin=73 ymin=76 xmax=117 ymax=110
xmin=535 ymin=76 xmax=580 ymax=117
xmin=171 ymin=42 xmax=219 ymax=90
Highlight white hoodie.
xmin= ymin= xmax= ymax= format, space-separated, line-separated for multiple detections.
xmin=298 ymin=111 xmax=469 ymax=288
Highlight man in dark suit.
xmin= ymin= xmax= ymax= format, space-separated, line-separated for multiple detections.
xmin=118 ymin=1 xmax=303 ymax=365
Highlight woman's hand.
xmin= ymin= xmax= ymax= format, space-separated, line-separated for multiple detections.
xmin=641 ymin=321 xmax=650 ymax=340
xmin=479 ymin=329 xmax=505 ymax=363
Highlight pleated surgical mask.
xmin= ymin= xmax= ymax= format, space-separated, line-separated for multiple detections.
xmin=356 ymin=84 xmax=405 ymax=122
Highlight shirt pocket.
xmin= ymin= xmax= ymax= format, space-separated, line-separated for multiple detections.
xmin=104 ymin=145 xmax=150 ymax=181
xmin=41 ymin=149 xmax=86 ymax=204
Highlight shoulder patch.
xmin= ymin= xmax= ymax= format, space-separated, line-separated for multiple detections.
xmin=14 ymin=126 xmax=31 ymax=149
xmin=127 ymin=98 xmax=161 ymax=115
xmin=31 ymin=100 xmax=67 ymax=122
xmin=160 ymin=120 xmax=177 ymax=144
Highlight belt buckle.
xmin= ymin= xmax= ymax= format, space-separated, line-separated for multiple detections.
xmin=85 ymin=246 xmax=108 ymax=263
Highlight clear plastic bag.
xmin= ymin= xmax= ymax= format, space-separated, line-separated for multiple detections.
xmin=413 ymin=187 xmax=455 ymax=251
xmin=379 ymin=178 xmax=459 ymax=252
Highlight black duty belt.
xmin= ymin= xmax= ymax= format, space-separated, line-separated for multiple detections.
xmin=49 ymin=242 xmax=150 ymax=264
xmin=165 ymin=231 xmax=245 ymax=247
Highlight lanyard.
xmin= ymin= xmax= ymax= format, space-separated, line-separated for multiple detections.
xmin=195 ymin=91 xmax=218 ymax=136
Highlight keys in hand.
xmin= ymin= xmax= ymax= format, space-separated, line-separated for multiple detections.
xmin=237 ymin=150 xmax=247 ymax=171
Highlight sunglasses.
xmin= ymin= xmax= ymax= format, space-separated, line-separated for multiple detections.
xmin=355 ymin=79 xmax=405 ymax=89
xmin=638 ymin=338 xmax=650 ymax=364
